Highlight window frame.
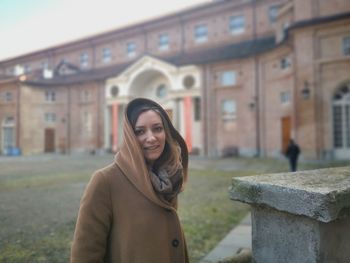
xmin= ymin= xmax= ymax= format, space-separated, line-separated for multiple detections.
xmin=102 ymin=47 xmax=112 ymax=63
xmin=80 ymin=52 xmax=89 ymax=67
xmin=269 ymin=5 xmax=279 ymax=24
xmin=220 ymin=71 xmax=237 ymax=87
xmin=45 ymin=91 xmax=56 ymax=102
xmin=221 ymin=99 xmax=237 ymax=121
xmin=280 ymin=91 xmax=291 ymax=104
xmin=44 ymin=112 xmax=56 ymax=123
xmin=158 ymin=33 xmax=169 ymax=51
xmin=194 ymin=24 xmax=208 ymax=43
xmin=127 ymin=42 xmax=137 ymax=58
xmin=4 ymin=91 xmax=13 ymax=102
xmin=229 ymin=15 xmax=245 ymax=35
xmin=343 ymin=36 xmax=350 ymax=56
xmin=280 ymin=57 xmax=291 ymax=69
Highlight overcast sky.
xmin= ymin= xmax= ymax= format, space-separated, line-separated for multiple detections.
xmin=0 ymin=0 xmax=209 ymax=61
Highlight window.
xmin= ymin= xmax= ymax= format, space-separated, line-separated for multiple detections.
xmin=194 ymin=97 xmax=201 ymax=121
xmin=220 ymin=71 xmax=237 ymax=86
xmin=3 ymin=116 xmax=14 ymax=125
xmin=194 ymin=24 xmax=208 ymax=43
xmin=221 ymin=100 xmax=237 ymax=121
xmin=45 ymin=113 xmax=56 ymax=123
xmin=158 ymin=33 xmax=169 ymax=51
xmin=269 ymin=5 xmax=279 ymax=23
xmin=24 ymin=64 xmax=31 ymax=74
xmin=280 ymin=57 xmax=291 ymax=69
xmin=83 ymin=111 xmax=92 ymax=135
xmin=2 ymin=117 xmax=15 ymax=152
xmin=80 ymin=52 xmax=89 ymax=67
xmin=41 ymin=61 xmax=49 ymax=69
xmin=333 ymin=85 xmax=350 ymax=148
xmin=81 ymin=90 xmax=90 ymax=102
xmin=156 ymin=84 xmax=167 ymax=98
xmin=343 ymin=36 xmax=350 ymax=55
xmin=4 ymin=92 xmax=13 ymax=102
xmin=102 ymin=48 xmax=112 ymax=63
xmin=230 ymin=16 xmax=245 ymax=35
xmin=45 ymin=91 xmax=56 ymax=102
xmin=127 ymin=42 xmax=136 ymax=57
xmin=14 ymin=65 xmax=24 ymax=76
xmin=6 ymin=67 xmax=14 ymax=76
xmin=280 ymin=91 xmax=290 ymax=104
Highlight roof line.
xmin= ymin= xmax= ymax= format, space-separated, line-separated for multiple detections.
xmin=288 ymin=11 xmax=350 ymax=32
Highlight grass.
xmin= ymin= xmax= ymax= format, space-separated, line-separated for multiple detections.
xmin=179 ymin=170 xmax=250 ymax=262
xmin=0 ymin=155 xmax=349 ymax=263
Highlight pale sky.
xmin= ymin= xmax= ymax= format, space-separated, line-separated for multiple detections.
xmin=0 ymin=0 xmax=210 ymax=61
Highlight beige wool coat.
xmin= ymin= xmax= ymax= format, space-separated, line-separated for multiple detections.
xmin=71 ymin=100 xmax=189 ymax=263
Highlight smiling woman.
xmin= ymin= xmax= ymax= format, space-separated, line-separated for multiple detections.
xmin=71 ymin=98 xmax=189 ymax=263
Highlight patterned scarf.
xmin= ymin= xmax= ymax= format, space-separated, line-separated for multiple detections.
xmin=149 ymin=165 xmax=183 ymax=203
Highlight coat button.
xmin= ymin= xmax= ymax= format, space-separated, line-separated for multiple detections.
xmin=172 ymin=239 xmax=179 ymax=247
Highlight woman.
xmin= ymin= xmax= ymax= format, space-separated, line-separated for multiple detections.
xmin=71 ymin=98 xmax=189 ymax=263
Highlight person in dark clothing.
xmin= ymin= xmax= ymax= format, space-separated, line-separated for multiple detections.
xmin=285 ymin=139 xmax=301 ymax=172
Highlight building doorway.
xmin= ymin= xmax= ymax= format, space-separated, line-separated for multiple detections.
xmin=281 ymin=116 xmax=291 ymax=154
xmin=332 ymin=84 xmax=350 ymax=159
xmin=2 ymin=117 xmax=15 ymax=155
xmin=44 ymin=128 xmax=55 ymax=152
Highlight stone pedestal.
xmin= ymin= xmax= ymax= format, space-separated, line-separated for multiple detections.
xmin=230 ymin=167 xmax=350 ymax=263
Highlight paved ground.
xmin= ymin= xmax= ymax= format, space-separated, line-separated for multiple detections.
xmin=200 ymin=213 xmax=252 ymax=263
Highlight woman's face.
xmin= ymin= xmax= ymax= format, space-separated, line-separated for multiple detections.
xmin=134 ymin=110 xmax=166 ymax=164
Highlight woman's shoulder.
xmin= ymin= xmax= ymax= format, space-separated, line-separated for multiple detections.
xmin=93 ymin=162 xmax=120 ymax=179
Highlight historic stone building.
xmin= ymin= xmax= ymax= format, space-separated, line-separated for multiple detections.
xmin=0 ymin=0 xmax=349 ymax=160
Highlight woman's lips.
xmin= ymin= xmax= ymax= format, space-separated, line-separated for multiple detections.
xmin=144 ymin=145 xmax=159 ymax=151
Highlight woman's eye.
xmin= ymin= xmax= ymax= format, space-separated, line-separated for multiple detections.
xmin=134 ymin=129 xmax=144 ymax=136
xmin=154 ymin=126 xmax=163 ymax=132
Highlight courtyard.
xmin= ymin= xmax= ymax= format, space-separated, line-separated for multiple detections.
xmin=0 ymin=154 xmax=349 ymax=262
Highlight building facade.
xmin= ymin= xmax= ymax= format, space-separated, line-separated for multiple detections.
xmin=0 ymin=0 xmax=349 ymax=160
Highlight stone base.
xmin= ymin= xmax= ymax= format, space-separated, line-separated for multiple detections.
xmin=252 ymin=206 xmax=350 ymax=263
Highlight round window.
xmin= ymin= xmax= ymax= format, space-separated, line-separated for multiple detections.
xmin=183 ymin=75 xmax=195 ymax=89
xmin=156 ymin=84 xmax=167 ymax=98
xmin=110 ymin=86 xmax=119 ymax=97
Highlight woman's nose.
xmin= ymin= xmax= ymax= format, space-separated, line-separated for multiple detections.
xmin=145 ymin=131 xmax=156 ymax=142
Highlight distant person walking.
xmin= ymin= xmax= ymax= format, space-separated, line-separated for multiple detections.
xmin=285 ymin=139 xmax=301 ymax=172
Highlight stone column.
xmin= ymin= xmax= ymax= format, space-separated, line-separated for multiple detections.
xmin=183 ymin=96 xmax=193 ymax=152
xmin=230 ymin=167 xmax=350 ymax=263
xmin=104 ymin=106 xmax=111 ymax=150
xmin=112 ymin=103 xmax=118 ymax=152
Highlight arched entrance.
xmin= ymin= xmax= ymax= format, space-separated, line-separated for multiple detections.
xmin=129 ymin=69 xmax=175 ymax=123
xmin=332 ymin=83 xmax=350 ymax=159
xmin=104 ymin=56 xmax=202 ymax=153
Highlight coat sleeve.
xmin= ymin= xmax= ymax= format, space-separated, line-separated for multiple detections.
xmin=71 ymin=171 xmax=112 ymax=263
